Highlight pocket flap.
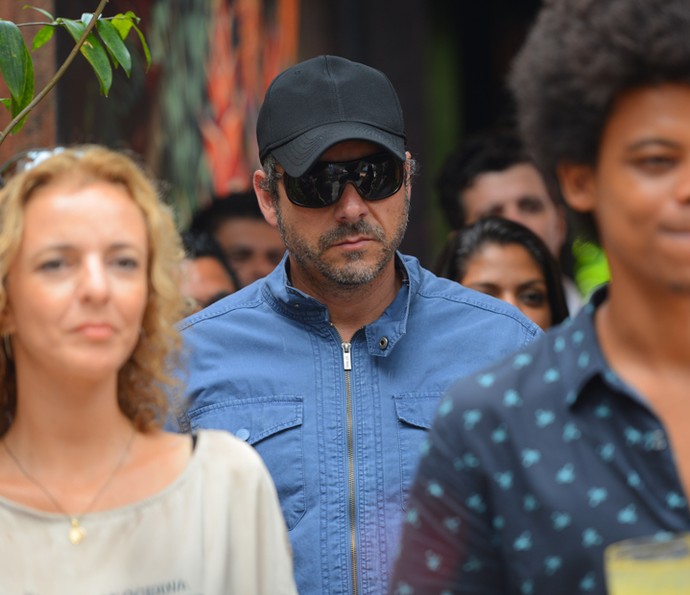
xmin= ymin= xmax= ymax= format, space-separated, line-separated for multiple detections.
xmin=393 ymin=394 xmax=442 ymax=430
xmin=189 ymin=396 xmax=303 ymax=445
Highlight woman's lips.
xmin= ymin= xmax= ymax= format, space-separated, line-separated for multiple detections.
xmin=74 ymin=323 xmax=115 ymax=340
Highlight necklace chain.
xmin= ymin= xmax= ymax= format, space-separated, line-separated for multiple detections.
xmin=2 ymin=429 xmax=136 ymax=545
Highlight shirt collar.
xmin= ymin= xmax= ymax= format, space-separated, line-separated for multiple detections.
xmin=557 ymin=285 xmax=634 ymax=408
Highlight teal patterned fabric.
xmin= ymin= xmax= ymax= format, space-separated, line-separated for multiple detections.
xmin=390 ymin=286 xmax=690 ymax=594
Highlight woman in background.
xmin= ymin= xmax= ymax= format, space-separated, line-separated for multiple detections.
xmin=0 ymin=146 xmax=296 ymax=594
xmin=435 ymin=216 xmax=569 ymax=328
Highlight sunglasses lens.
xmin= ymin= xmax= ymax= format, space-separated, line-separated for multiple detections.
xmin=283 ymin=153 xmax=404 ymax=208
xmin=361 ymin=155 xmax=404 ymax=200
xmin=283 ymin=168 xmax=339 ymax=208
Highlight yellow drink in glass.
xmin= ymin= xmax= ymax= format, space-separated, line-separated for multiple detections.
xmin=604 ymin=533 xmax=690 ymax=595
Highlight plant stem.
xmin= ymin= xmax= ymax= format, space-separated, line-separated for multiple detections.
xmin=0 ymin=0 xmax=111 ymax=146
xmin=16 ymin=16 xmax=121 ymax=28
xmin=15 ymin=22 xmax=54 ymax=28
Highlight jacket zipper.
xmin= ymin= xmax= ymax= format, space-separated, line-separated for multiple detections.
xmin=341 ymin=341 xmax=358 ymax=595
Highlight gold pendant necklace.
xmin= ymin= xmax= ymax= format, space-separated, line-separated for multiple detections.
xmin=2 ymin=429 xmax=136 ymax=545
xmin=69 ymin=518 xmax=86 ymax=545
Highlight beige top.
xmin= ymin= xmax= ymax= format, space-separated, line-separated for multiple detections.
xmin=0 ymin=430 xmax=297 ymax=595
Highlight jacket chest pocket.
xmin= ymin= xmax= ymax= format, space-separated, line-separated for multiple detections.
xmin=188 ymin=396 xmax=306 ymax=530
xmin=394 ymin=394 xmax=443 ymax=509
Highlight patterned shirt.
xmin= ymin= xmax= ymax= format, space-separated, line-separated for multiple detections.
xmin=389 ymin=287 xmax=690 ymax=594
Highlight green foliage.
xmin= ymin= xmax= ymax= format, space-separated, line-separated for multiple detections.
xmin=0 ymin=21 xmax=34 ymax=129
xmin=96 ymin=19 xmax=132 ymax=76
xmin=148 ymin=2 xmax=213 ymax=224
xmin=60 ymin=17 xmax=112 ymax=95
xmin=0 ymin=5 xmax=150 ymax=139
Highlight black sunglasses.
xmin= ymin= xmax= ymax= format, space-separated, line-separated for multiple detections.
xmin=279 ymin=152 xmax=405 ymax=208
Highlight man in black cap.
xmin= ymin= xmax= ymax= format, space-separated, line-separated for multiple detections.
xmin=178 ymin=55 xmax=540 ymax=595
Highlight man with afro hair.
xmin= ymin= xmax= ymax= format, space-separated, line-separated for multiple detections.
xmin=390 ymin=0 xmax=690 ymax=593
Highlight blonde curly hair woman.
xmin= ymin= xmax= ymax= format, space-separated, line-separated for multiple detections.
xmin=0 ymin=146 xmax=296 ymax=594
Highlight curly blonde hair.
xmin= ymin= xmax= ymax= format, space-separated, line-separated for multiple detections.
xmin=0 ymin=146 xmax=187 ymax=435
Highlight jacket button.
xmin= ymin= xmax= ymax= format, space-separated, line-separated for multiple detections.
xmin=235 ymin=428 xmax=251 ymax=441
xmin=378 ymin=337 xmax=389 ymax=350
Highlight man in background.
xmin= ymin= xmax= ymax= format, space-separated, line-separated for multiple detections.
xmin=189 ymin=191 xmax=285 ymax=287
xmin=180 ymin=230 xmax=238 ymax=314
xmin=436 ymin=128 xmax=585 ymax=312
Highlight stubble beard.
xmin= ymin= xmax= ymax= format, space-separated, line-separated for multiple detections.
xmin=274 ymin=197 xmax=409 ymax=289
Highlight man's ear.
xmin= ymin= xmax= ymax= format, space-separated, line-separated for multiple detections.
xmin=253 ymin=169 xmax=279 ymax=227
xmin=557 ymin=163 xmax=597 ymax=213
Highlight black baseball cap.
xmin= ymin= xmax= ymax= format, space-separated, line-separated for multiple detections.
xmin=256 ymin=55 xmax=407 ymax=177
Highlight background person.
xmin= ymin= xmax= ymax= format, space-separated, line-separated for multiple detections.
xmin=180 ymin=230 xmax=238 ymax=314
xmin=436 ymin=127 xmax=587 ymax=312
xmin=0 ymin=146 xmax=296 ymax=594
xmin=435 ymin=216 xmax=569 ymax=329
xmin=189 ymin=191 xmax=285 ymax=287
xmin=178 ymin=54 xmax=540 ymax=595
xmin=390 ymin=0 xmax=690 ymax=593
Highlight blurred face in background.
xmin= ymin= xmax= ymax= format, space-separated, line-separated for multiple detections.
xmin=179 ymin=256 xmax=236 ymax=313
xmin=213 ymin=217 xmax=285 ymax=287
xmin=463 ymin=163 xmax=566 ymax=257
xmin=460 ymin=242 xmax=553 ymax=329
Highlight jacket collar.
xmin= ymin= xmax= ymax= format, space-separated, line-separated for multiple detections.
xmin=262 ymin=251 xmax=418 ymax=355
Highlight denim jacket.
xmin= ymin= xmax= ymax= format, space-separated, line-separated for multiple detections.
xmin=179 ymin=253 xmax=540 ymax=595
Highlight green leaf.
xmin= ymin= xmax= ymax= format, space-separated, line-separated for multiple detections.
xmin=123 ymin=11 xmax=141 ymax=25
xmin=111 ymin=13 xmax=135 ymax=39
xmin=58 ymin=17 xmax=84 ymax=41
xmin=0 ymin=98 xmax=30 ymax=135
xmin=0 ymin=21 xmax=33 ymax=107
xmin=96 ymin=19 xmax=131 ymax=76
xmin=6 ymin=112 xmax=29 ymax=135
xmin=25 ymin=6 xmax=55 ymax=21
xmin=32 ymin=25 xmax=54 ymax=51
xmin=59 ymin=18 xmax=112 ymax=96
xmin=109 ymin=12 xmax=149 ymax=70
xmin=131 ymin=23 xmax=151 ymax=70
